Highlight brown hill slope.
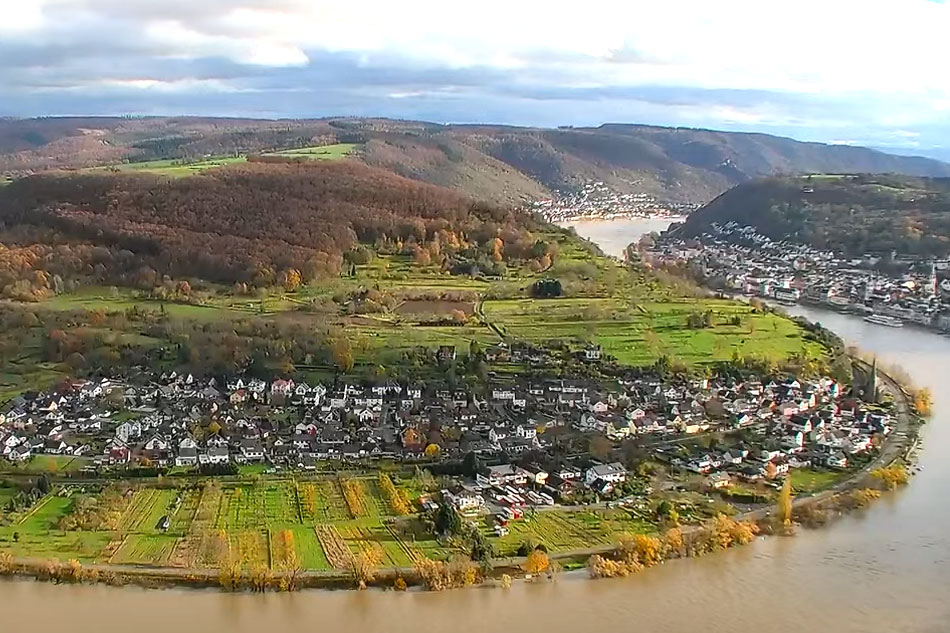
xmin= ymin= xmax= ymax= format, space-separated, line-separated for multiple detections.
xmin=0 ymin=161 xmax=540 ymax=296
xmin=2 ymin=117 xmax=949 ymax=206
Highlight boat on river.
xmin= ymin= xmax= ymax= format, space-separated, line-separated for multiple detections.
xmin=863 ymin=313 xmax=904 ymax=328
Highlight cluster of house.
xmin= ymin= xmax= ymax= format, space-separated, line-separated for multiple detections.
xmin=532 ymin=181 xmax=695 ymax=223
xmin=1 ymin=369 xmax=891 ymax=509
xmin=442 ymin=460 xmax=629 ymax=522
xmin=435 ymin=376 xmax=892 ymax=512
xmin=646 ymin=222 xmax=950 ymax=330
xmin=657 ymin=400 xmax=891 ymax=488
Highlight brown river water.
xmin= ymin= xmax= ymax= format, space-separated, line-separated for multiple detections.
xmin=2 ymin=218 xmax=949 ymax=632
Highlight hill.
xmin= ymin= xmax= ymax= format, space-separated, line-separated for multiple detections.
xmin=677 ymin=174 xmax=950 ymax=257
xmin=0 ymin=157 xmax=830 ymax=389
xmin=0 ymin=161 xmax=542 ymax=298
xmin=2 ymin=117 xmax=949 ymax=207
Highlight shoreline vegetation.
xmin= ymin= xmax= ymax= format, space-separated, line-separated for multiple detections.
xmin=0 ymin=358 xmax=924 ymax=593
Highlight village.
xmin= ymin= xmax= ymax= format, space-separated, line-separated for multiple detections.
xmin=645 ymin=221 xmax=950 ymax=331
xmin=532 ymin=181 xmax=696 ymax=223
xmin=0 ymin=358 xmax=894 ymax=521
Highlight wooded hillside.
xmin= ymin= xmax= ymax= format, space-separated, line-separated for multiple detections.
xmin=677 ymin=174 xmax=950 ymax=257
xmin=3 ymin=117 xmax=949 ymax=207
xmin=0 ymin=161 xmax=545 ymax=300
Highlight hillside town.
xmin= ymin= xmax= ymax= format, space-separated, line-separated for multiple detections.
xmin=1 ymin=364 xmax=892 ymax=513
xmin=646 ymin=222 xmax=950 ymax=331
xmin=532 ymin=181 xmax=696 ymax=222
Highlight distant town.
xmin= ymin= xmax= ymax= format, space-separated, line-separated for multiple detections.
xmin=647 ymin=222 xmax=950 ymax=332
xmin=532 ymin=181 xmax=697 ymax=223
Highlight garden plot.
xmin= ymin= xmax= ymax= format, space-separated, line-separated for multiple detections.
xmin=111 ymin=534 xmax=178 ymax=565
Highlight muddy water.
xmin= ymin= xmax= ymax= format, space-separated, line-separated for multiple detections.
xmin=559 ymin=216 xmax=682 ymax=258
xmin=2 ymin=219 xmax=949 ymax=632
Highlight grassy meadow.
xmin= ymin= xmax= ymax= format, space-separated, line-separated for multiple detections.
xmin=0 ymin=220 xmax=832 ymax=399
xmin=86 ymin=143 xmax=359 ymax=178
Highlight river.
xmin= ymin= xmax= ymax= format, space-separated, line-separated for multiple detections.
xmin=560 ymin=216 xmax=683 ymax=258
xmin=3 ymin=218 xmax=949 ymax=632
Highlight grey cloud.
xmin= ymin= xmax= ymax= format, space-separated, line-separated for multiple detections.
xmin=0 ymin=2 xmax=947 ymax=158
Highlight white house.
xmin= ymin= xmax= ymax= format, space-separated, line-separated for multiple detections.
xmin=584 ymin=462 xmax=627 ymax=486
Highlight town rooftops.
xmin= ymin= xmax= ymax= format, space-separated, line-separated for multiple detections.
xmin=587 ymin=462 xmax=626 ymax=478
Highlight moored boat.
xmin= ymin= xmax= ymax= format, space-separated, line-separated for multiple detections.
xmin=863 ymin=313 xmax=904 ymax=328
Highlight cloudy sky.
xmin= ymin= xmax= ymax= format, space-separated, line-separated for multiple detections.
xmin=2 ymin=0 xmax=949 ymax=159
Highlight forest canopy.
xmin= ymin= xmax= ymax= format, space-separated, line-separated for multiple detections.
xmin=0 ymin=162 xmax=547 ymax=299
xmin=678 ymin=174 xmax=950 ymax=258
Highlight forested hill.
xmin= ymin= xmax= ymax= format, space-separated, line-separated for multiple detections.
xmin=2 ymin=117 xmax=949 ymax=206
xmin=676 ymin=174 xmax=950 ymax=257
xmin=0 ymin=161 xmax=549 ymax=299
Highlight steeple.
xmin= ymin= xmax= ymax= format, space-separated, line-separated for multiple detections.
xmin=867 ymin=357 xmax=878 ymax=403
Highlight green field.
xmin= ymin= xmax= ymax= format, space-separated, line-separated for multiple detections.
xmin=11 ymin=455 xmax=83 ymax=474
xmin=87 ymin=143 xmax=358 ymax=178
xmin=89 ymin=156 xmax=248 ymax=177
xmin=111 ymin=534 xmax=178 ymax=565
xmin=484 ymin=297 xmax=824 ymax=367
xmin=789 ymin=468 xmax=844 ymax=494
xmin=266 ymin=143 xmax=358 ymax=160
xmin=0 ymin=479 xmax=444 ymax=571
xmin=485 ymin=509 xmax=656 ymax=556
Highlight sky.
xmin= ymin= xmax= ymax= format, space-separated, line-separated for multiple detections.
xmin=2 ymin=0 xmax=949 ymax=160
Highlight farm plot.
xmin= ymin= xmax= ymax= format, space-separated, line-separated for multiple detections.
xmin=168 ymin=487 xmax=202 ymax=533
xmin=169 ymin=483 xmax=224 ymax=567
xmin=264 ymin=143 xmax=357 ymax=160
xmin=261 ymin=483 xmax=301 ymax=525
xmin=119 ymin=489 xmax=180 ymax=533
xmin=488 ymin=510 xmax=655 ymax=556
xmin=111 ymin=534 xmax=178 ymax=565
xmin=296 ymin=482 xmax=319 ymax=521
xmin=362 ymin=479 xmax=390 ymax=517
xmin=341 ymin=478 xmax=370 ymax=519
xmin=0 ymin=527 xmax=110 ymax=562
xmin=171 ymin=529 xmax=229 ymax=569
xmin=191 ymin=482 xmax=224 ymax=530
xmin=269 ymin=527 xmax=331 ymax=571
xmin=378 ymin=473 xmax=412 ymax=515
xmin=214 ymin=483 xmax=300 ymax=530
xmin=291 ymin=528 xmax=330 ymax=570
xmin=16 ymin=495 xmax=72 ymax=532
xmin=229 ymin=530 xmax=269 ymax=569
xmin=313 ymin=480 xmax=350 ymax=522
xmin=315 ymin=525 xmax=351 ymax=569
xmin=331 ymin=523 xmax=412 ymax=567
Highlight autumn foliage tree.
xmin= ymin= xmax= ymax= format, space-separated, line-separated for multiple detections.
xmin=331 ymin=337 xmax=354 ymax=372
xmin=522 ymin=549 xmax=550 ymax=575
xmin=913 ymin=387 xmax=933 ymax=416
xmin=277 ymin=268 xmax=302 ymax=292
xmin=777 ymin=476 xmax=794 ymax=531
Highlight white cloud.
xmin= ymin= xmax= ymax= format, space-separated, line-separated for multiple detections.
xmin=6 ymin=0 xmax=949 ymax=99
xmin=1 ymin=0 xmax=948 ymax=152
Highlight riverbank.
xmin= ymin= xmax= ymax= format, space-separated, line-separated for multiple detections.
xmin=0 ymin=357 xmax=921 ymax=592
